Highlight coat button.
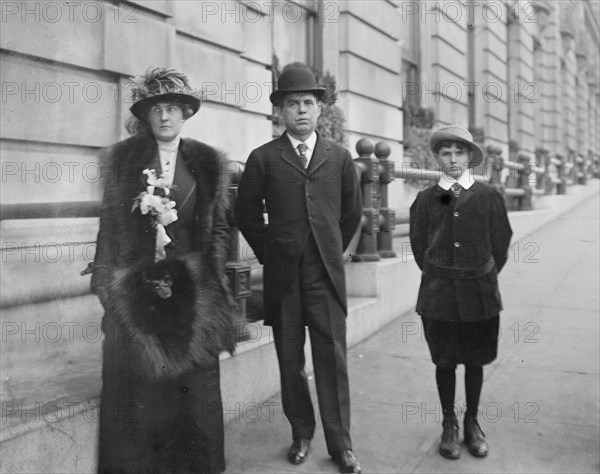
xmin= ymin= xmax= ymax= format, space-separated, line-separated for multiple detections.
xmin=453 ymin=211 xmax=459 ymax=217
xmin=454 ymin=242 xmax=460 ymax=247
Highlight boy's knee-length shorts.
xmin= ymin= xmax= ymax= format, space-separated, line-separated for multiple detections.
xmin=421 ymin=316 xmax=499 ymax=368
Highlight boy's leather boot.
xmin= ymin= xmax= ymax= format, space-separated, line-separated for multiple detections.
xmin=464 ymin=415 xmax=488 ymax=457
xmin=439 ymin=417 xmax=460 ymax=459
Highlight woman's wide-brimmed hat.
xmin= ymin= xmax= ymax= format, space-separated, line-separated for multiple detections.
xmin=129 ymin=67 xmax=202 ymax=119
xmin=430 ymin=125 xmax=486 ymax=168
xmin=270 ymin=67 xmax=326 ymax=105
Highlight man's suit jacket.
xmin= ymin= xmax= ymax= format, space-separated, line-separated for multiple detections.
xmin=235 ymin=132 xmax=362 ymax=325
xmin=409 ymin=180 xmax=513 ymax=322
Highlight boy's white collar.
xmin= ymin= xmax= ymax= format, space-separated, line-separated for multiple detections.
xmin=438 ymin=170 xmax=475 ymax=190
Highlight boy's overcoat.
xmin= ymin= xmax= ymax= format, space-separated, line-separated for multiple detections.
xmin=235 ymin=132 xmax=362 ymax=324
xmin=410 ymin=180 xmax=513 ymax=322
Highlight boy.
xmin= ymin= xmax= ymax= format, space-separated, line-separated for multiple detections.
xmin=409 ymin=125 xmax=513 ymax=459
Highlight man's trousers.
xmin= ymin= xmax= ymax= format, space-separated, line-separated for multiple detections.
xmin=272 ymin=235 xmax=352 ymax=454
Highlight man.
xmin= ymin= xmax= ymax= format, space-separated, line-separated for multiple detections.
xmin=235 ymin=65 xmax=362 ymax=473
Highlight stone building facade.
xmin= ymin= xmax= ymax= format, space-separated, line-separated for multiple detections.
xmin=405 ymin=0 xmax=599 ymax=181
xmin=0 ymin=1 xmax=598 ymax=470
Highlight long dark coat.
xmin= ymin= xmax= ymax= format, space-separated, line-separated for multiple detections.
xmin=409 ymin=180 xmax=513 ymax=322
xmin=235 ymin=132 xmax=362 ymax=324
xmin=91 ymin=134 xmax=232 ymax=292
xmin=91 ymin=133 xmax=235 ymax=474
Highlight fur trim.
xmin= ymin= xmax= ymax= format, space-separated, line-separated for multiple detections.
xmin=106 ymin=253 xmax=235 ymax=380
xmin=91 ymin=135 xmax=232 ymax=292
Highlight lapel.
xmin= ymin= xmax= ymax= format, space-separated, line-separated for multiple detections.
xmin=306 ymin=133 xmax=331 ymax=177
xmin=171 ymin=147 xmax=197 ymax=213
xmin=276 ymin=131 xmax=331 ymax=177
xmin=454 ymin=183 xmax=475 ymax=209
xmin=433 ymin=184 xmax=455 ymax=208
xmin=277 ymin=133 xmax=306 ymax=174
xmin=143 ymin=152 xmax=161 ymax=187
xmin=433 ymin=182 xmax=475 ymax=209
xmin=434 ymin=185 xmax=448 ymax=199
xmin=133 ymin=137 xmax=160 ymax=190
xmin=136 ymin=137 xmax=196 ymax=212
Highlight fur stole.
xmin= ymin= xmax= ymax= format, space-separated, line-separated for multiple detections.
xmin=106 ymin=253 xmax=236 ymax=380
xmin=91 ymin=133 xmax=232 ymax=296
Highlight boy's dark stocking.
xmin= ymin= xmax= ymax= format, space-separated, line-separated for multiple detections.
xmin=464 ymin=365 xmax=488 ymax=457
xmin=465 ymin=365 xmax=483 ymax=417
xmin=435 ymin=367 xmax=456 ymax=419
xmin=436 ymin=366 xmax=460 ymax=459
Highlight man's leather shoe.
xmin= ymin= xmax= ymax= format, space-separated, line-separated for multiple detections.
xmin=464 ymin=416 xmax=488 ymax=457
xmin=287 ymin=438 xmax=311 ymax=465
xmin=439 ymin=417 xmax=460 ymax=459
xmin=331 ymin=450 xmax=362 ymax=473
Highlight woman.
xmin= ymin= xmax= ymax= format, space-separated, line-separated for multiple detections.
xmin=90 ymin=67 xmax=235 ymax=473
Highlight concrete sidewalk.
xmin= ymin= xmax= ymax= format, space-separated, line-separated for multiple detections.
xmin=223 ymin=190 xmax=600 ymax=473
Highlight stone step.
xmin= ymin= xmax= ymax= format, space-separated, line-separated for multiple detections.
xmin=0 ymin=292 xmax=383 ymax=453
xmin=1 ymin=294 xmax=103 ymax=440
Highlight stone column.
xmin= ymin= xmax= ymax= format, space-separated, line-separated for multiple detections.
xmin=537 ymin=2 xmax=562 ymax=159
xmin=507 ymin=2 xmax=537 ymax=187
xmin=559 ymin=3 xmax=578 ymax=175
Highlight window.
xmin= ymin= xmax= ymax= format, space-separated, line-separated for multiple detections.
xmin=272 ymin=2 xmax=317 ymax=70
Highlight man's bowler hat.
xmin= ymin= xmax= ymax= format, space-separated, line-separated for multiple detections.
xmin=270 ymin=67 xmax=326 ymax=105
xmin=129 ymin=67 xmax=201 ymax=119
xmin=430 ymin=125 xmax=486 ymax=168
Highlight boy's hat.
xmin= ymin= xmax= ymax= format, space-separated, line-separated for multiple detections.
xmin=129 ymin=67 xmax=201 ymax=119
xmin=430 ymin=125 xmax=485 ymax=168
xmin=270 ymin=67 xmax=326 ymax=105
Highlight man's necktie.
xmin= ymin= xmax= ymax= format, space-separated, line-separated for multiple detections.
xmin=451 ymin=183 xmax=462 ymax=198
xmin=297 ymin=143 xmax=308 ymax=168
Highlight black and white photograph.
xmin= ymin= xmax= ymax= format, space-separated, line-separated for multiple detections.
xmin=1 ymin=1 xmax=599 ymax=473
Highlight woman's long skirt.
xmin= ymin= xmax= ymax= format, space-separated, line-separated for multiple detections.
xmin=97 ymin=334 xmax=225 ymax=474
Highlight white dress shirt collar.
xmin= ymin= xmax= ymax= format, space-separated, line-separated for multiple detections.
xmin=286 ymin=131 xmax=317 ymax=163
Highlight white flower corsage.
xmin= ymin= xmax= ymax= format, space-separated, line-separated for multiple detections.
xmin=132 ymin=169 xmax=178 ymax=261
